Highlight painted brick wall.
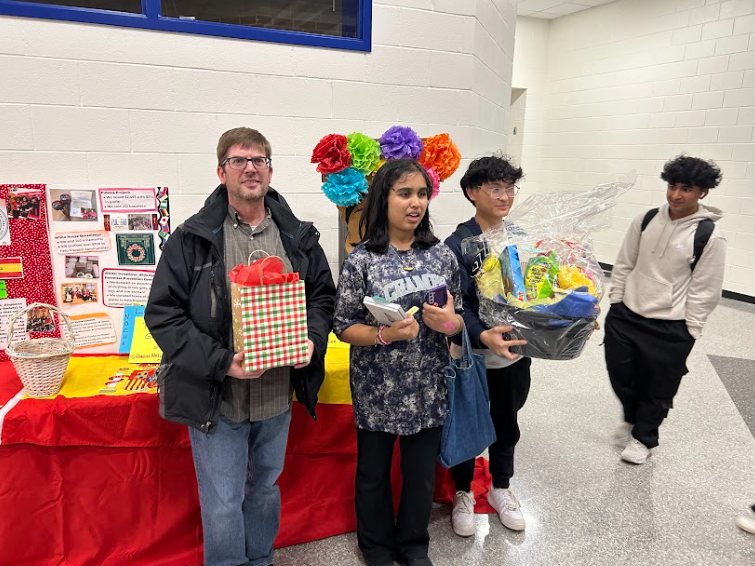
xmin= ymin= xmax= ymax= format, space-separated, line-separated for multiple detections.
xmin=513 ymin=0 xmax=755 ymax=297
xmin=0 ymin=0 xmax=517 ymax=277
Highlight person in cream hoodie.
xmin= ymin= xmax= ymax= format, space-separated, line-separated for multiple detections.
xmin=604 ymin=155 xmax=726 ymax=465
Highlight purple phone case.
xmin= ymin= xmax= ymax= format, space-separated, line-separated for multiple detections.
xmin=425 ymin=284 xmax=447 ymax=307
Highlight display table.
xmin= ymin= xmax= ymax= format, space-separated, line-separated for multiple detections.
xmin=0 ymin=347 xmax=492 ymax=566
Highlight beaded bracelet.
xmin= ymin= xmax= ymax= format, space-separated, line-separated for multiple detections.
xmin=377 ymin=325 xmax=392 ymax=346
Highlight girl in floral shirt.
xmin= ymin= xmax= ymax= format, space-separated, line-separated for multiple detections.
xmin=334 ymin=159 xmax=463 ymax=566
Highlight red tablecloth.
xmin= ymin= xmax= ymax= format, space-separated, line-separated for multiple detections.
xmin=0 ymin=361 xmax=492 ymax=566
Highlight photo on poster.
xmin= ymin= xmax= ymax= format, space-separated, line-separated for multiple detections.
xmin=103 ymin=213 xmax=157 ymax=232
xmin=128 ymin=214 xmax=157 ymax=231
xmin=7 ymin=189 xmax=42 ymax=220
xmin=26 ymin=305 xmax=56 ymax=333
xmin=61 ymin=282 xmax=98 ymax=305
xmin=49 ymin=189 xmax=98 ymax=221
xmin=103 ymin=214 xmax=128 ymax=231
xmin=64 ymin=255 xmax=99 ymax=279
xmin=116 ymin=233 xmax=155 ymax=266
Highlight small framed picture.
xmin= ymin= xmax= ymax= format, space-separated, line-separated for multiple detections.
xmin=61 ymin=282 xmax=99 ymax=305
xmin=116 ymin=233 xmax=155 ymax=266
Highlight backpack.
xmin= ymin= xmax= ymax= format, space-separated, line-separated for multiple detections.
xmin=640 ymin=208 xmax=714 ymax=272
xmin=453 ymin=224 xmax=488 ymax=277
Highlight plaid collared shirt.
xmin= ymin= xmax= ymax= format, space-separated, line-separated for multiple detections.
xmin=221 ymin=205 xmax=293 ymax=422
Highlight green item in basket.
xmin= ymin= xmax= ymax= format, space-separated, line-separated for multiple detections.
xmin=524 ymin=251 xmax=560 ymax=301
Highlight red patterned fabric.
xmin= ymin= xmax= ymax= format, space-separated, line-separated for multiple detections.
xmin=0 ymin=184 xmax=57 ymax=362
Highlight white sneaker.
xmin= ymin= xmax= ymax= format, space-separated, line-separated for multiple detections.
xmin=487 ymin=487 xmax=525 ymax=531
xmin=613 ymin=422 xmax=633 ymax=445
xmin=451 ymin=490 xmax=476 ymax=537
xmin=736 ymin=513 xmax=755 ymax=534
xmin=621 ymin=438 xmax=651 ymax=464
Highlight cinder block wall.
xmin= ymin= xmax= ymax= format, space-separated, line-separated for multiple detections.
xmin=0 ymin=0 xmax=518 ymax=278
xmin=513 ymin=0 xmax=755 ymax=297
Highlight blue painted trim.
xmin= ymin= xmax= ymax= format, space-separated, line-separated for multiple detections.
xmin=0 ymin=0 xmax=372 ymax=52
xmin=143 ymin=0 xmax=157 ymax=20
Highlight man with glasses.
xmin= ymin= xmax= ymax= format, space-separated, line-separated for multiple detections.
xmin=145 ymin=127 xmax=336 ymax=566
xmin=444 ymin=155 xmax=531 ymax=538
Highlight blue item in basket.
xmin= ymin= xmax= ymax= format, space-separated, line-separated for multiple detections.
xmin=499 ymin=245 xmax=526 ymax=302
xmin=531 ymin=286 xmax=598 ymax=319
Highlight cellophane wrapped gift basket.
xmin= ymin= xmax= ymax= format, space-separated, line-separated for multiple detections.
xmin=462 ymin=174 xmax=636 ymax=360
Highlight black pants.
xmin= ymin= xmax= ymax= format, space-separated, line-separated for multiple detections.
xmin=604 ymin=302 xmax=695 ymax=449
xmin=355 ymin=426 xmax=442 ymax=566
xmin=451 ymin=358 xmax=532 ymax=492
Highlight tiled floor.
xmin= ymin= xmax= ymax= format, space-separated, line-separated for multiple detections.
xmin=275 ymin=296 xmax=755 ymax=566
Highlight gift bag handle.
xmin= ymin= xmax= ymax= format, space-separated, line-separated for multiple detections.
xmin=246 ymin=251 xmax=291 ymax=279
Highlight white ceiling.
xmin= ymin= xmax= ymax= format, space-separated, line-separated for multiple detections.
xmin=517 ymin=0 xmax=619 ymax=20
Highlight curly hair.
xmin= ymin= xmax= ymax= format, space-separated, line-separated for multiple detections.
xmin=661 ymin=155 xmax=722 ymax=190
xmin=460 ymin=154 xmax=524 ymax=205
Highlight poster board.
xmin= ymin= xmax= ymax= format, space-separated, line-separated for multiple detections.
xmin=0 ymin=184 xmax=58 ymax=362
xmin=45 ymin=186 xmax=170 ymax=353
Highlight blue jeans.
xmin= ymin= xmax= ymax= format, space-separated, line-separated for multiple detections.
xmin=188 ymin=406 xmax=292 ymax=566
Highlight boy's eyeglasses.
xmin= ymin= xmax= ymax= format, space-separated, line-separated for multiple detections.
xmin=478 ymin=185 xmax=520 ymax=198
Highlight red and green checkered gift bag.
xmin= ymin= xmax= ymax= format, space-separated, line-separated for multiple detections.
xmin=230 ymin=254 xmax=309 ymax=373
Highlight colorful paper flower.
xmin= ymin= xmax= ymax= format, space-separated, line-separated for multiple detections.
xmin=379 ymin=126 xmax=424 ymax=160
xmin=346 ymin=132 xmax=381 ymax=174
xmin=418 ymin=133 xmax=461 ymax=181
xmin=311 ymin=133 xmax=351 ymax=174
xmin=322 ymin=167 xmax=368 ymax=207
xmin=424 ymin=166 xmax=440 ymax=200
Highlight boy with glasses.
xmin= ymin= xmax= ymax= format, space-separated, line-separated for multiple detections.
xmin=145 ymin=127 xmax=335 ymax=566
xmin=444 ymin=155 xmax=531 ymax=537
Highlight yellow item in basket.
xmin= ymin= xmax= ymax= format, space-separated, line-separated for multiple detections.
xmin=477 ymin=254 xmax=506 ymax=299
xmin=506 ymin=292 xmax=564 ymax=311
xmin=557 ymin=265 xmax=597 ymax=297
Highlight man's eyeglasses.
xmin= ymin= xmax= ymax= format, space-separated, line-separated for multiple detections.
xmin=222 ymin=156 xmax=272 ymax=170
xmin=477 ymin=185 xmax=520 ymax=198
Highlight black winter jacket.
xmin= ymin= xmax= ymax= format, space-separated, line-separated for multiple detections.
xmin=144 ymin=185 xmax=336 ymax=433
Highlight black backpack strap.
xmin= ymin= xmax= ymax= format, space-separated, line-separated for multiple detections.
xmin=453 ymin=224 xmax=475 ymax=241
xmin=641 ymin=208 xmax=659 ymax=232
xmin=639 ymin=207 xmax=713 ymax=271
xmin=691 ymin=219 xmax=714 ymax=272
xmin=453 ymin=224 xmax=487 ymax=277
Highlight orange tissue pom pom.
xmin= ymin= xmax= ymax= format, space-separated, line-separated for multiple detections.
xmin=418 ymin=133 xmax=461 ymax=181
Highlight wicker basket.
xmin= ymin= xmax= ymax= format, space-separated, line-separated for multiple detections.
xmin=6 ymin=303 xmax=75 ymax=398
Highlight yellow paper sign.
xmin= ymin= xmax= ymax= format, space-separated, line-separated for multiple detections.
xmin=128 ymin=317 xmax=163 ymax=363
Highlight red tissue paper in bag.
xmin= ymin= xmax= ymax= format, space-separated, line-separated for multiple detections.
xmin=229 ymin=257 xmax=300 ymax=286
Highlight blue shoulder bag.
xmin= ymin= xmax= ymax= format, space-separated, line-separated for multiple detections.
xmin=438 ymin=325 xmax=497 ymax=468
